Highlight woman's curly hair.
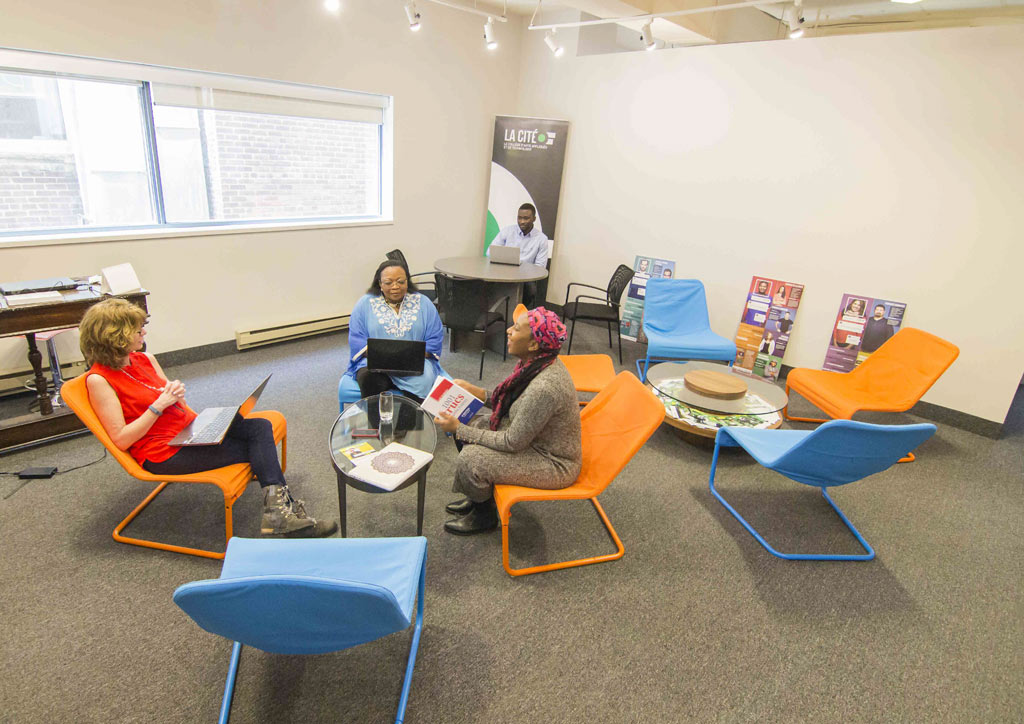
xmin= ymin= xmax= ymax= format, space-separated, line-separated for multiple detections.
xmin=79 ymin=298 xmax=148 ymax=369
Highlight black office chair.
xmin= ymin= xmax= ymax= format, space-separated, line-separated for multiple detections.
xmin=436 ymin=274 xmax=508 ymax=379
xmin=562 ymin=264 xmax=635 ymax=364
xmin=387 ymin=248 xmax=437 ymax=304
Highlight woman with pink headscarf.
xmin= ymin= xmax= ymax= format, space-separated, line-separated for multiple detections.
xmin=434 ymin=307 xmax=582 ymax=535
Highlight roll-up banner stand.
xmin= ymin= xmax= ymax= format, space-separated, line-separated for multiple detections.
xmin=485 ymin=116 xmax=570 ymax=293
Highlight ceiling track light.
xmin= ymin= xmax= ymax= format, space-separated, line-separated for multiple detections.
xmin=641 ymin=20 xmax=656 ymax=51
xmin=544 ymin=29 xmax=564 ymax=58
xmin=788 ymin=0 xmax=805 ymax=38
xmin=484 ymin=17 xmax=498 ymax=50
xmin=405 ymin=1 xmax=421 ymax=31
xmin=323 ymin=0 xmax=341 ymax=14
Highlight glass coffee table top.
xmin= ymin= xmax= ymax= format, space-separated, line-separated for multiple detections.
xmin=330 ymin=394 xmax=437 ymax=480
xmin=647 ymin=361 xmax=789 ymax=415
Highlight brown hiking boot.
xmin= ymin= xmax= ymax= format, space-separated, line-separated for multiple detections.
xmin=260 ymin=485 xmax=338 ymax=538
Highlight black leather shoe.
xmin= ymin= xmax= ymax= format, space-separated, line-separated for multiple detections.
xmin=444 ymin=501 xmax=498 ymax=535
xmin=445 ymin=498 xmax=474 ymax=515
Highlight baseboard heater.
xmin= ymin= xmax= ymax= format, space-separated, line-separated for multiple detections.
xmin=235 ymin=314 xmax=350 ymax=351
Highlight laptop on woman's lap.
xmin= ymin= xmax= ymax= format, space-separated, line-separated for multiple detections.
xmin=169 ymin=375 xmax=272 ymax=446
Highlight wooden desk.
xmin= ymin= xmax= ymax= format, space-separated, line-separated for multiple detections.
xmin=0 ymin=287 xmax=149 ymax=453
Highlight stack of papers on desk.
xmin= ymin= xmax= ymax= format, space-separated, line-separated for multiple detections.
xmin=347 ymin=442 xmax=433 ymax=491
xmin=3 ymin=291 xmax=64 ymax=307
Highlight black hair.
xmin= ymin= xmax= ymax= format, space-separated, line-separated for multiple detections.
xmin=368 ymin=259 xmax=418 ymax=295
xmin=518 ymin=203 xmax=536 ymax=217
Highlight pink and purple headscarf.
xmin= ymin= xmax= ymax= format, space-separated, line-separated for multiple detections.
xmin=487 ymin=306 xmax=566 ymax=430
xmin=527 ymin=307 xmax=568 ymax=352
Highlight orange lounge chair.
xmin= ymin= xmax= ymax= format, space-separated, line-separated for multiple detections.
xmin=784 ymin=327 xmax=959 ymax=461
xmin=559 ymin=353 xmax=616 ymax=406
xmin=61 ymin=373 xmax=287 ymax=560
xmin=493 ymin=371 xmax=664 ymax=576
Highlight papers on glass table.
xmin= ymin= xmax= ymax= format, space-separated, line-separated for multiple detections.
xmin=653 ymin=388 xmax=782 ymax=432
xmin=347 ymin=442 xmax=434 ymax=491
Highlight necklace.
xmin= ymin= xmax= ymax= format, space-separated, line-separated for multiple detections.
xmin=120 ymin=365 xmax=184 ymax=412
xmin=120 ymin=366 xmax=164 ymax=392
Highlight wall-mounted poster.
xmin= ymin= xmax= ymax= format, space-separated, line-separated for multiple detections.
xmin=733 ymin=276 xmax=805 ymax=382
xmin=619 ymin=256 xmax=677 ymax=342
xmin=823 ymin=294 xmax=907 ymax=373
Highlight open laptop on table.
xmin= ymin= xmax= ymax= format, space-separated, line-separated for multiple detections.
xmin=488 ymin=245 xmax=522 ymax=266
xmin=169 ymin=374 xmax=272 ymax=446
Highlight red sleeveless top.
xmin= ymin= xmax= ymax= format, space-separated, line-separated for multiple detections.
xmin=87 ymin=353 xmax=197 ymax=465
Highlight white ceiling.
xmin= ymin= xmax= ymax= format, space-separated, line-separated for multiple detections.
xmin=488 ymin=0 xmax=1024 ymax=44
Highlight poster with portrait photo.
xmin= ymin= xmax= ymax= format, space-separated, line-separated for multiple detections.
xmin=823 ymin=294 xmax=907 ymax=372
xmin=733 ymin=276 xmax=805 ymax=380
xmin=753 ymin=354 xmax=783 ymax=382
xmin=620 ymin=255 xmax=676 ymax=342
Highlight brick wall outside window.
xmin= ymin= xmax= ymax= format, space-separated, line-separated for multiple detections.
xmin=206 ymin=113 xmax=379 ymax=220
xmin=0 ymin=154 xmax=83 ymax=230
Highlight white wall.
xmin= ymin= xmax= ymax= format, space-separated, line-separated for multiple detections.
xmin=4 ymin=5 xmax=1021 ymax=424
xmin=516 ymin=24 xmax=1024 ymax=424
xmin=0 ymin=0 xmax=521 ymax=366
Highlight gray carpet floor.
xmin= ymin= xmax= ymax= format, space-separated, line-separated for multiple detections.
xmin=0 ymin=322 xmax=1021 ymax=723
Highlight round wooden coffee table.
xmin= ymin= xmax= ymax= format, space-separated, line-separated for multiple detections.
xmin=646 ymin=361 xmax=789 ymax=438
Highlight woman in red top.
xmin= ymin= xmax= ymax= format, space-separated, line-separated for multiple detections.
xmin=79 ymin=299 xmax=335 ymax=538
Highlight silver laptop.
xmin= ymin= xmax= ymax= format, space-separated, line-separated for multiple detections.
xmin=169 ymin=374 xmax=272 ymax=446
xmin=0 ymin=277 xmax=77 ymax=295
xmin=489 ymin=245 xmax=522 ymax=266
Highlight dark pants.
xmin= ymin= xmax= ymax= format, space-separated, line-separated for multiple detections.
xmin=142 ymin=415 xmax=285 ymax=488
xmin=356 ymin=368 xmax=400 ymax=398
xmin=356 ymin=368 xmax=423 ymax=429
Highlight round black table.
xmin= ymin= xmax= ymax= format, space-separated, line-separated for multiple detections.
xmin=329 ymin=394 xmax=437 ymax=536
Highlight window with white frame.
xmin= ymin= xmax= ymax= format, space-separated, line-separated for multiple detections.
xmin=0 ymin=50 xmax=391 ymax=236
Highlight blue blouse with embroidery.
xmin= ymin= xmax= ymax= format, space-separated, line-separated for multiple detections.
xmin=346 ymin=292 xmax=445 ymax=399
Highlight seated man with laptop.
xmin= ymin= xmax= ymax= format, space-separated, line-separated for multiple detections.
xmin=78 ymin=299 xmax=336 ymax=539
xmin=345 ymin=259 xmax=445 ymax=404
xmin=487 ymin=202 xmax=549 ymax=306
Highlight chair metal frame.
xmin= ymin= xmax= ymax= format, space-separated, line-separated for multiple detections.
xmin=493 ymin=371 xmax=663 ymax=576
xmin=561 ymin=264 xmax=634 ymax=364
xmin=783 ymin=327 xmax=960 ymax=462
xmin=60 ymin=373 xmax=287 ymax=560
xmin=178 ymin=540 xmax=425 ymax=724
xmin=709 ymin=441 xmax=874 ymax=561
xmin=707 ymin=420 xmax=935 ymax=561
xmin=214 ymin=555 xmax=426 ymax=724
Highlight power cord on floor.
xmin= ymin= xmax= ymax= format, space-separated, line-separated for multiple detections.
xmin=2 ymin=448 xmax=108 ymax=500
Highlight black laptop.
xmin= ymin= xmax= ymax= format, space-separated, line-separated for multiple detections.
xmin=366 ymin=338 xmax=425 ymax=376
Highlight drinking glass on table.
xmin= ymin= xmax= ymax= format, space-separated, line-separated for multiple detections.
xmin=379 ymin=391 xmax=394 ymax=424
xmin=379 ymin=391 xmax=394 ymax=443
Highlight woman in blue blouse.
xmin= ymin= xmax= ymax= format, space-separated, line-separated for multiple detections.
xmin=346 ymin=259 xmax=444 ymax=402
